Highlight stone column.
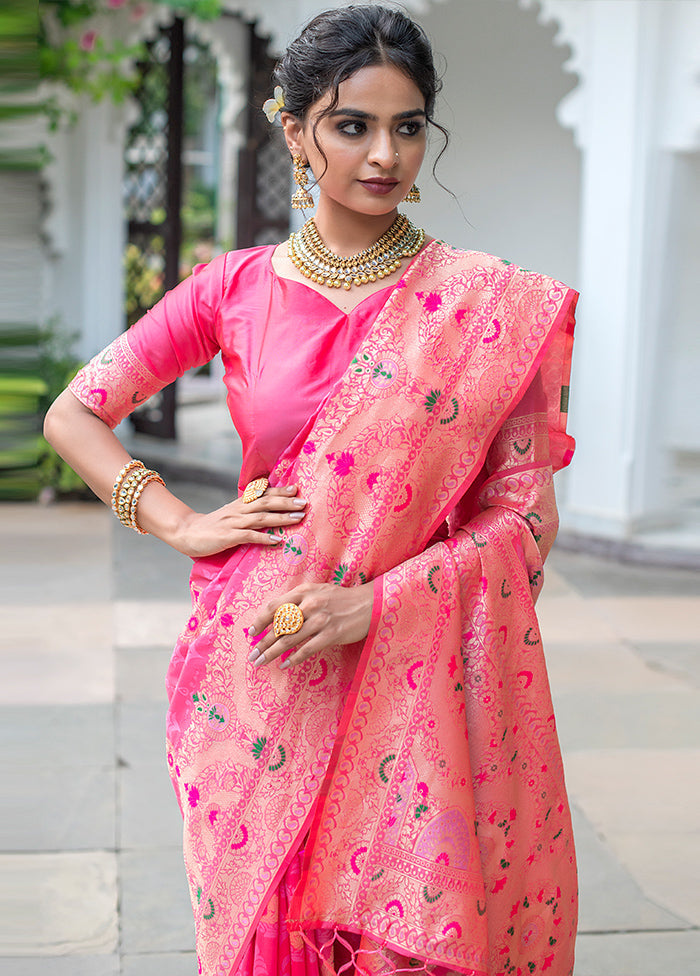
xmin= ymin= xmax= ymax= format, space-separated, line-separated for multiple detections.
xmin=556 ymin=0 xmax=675 ymax=538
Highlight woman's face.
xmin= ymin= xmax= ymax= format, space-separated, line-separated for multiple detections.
xmin=283 ymin=63 xmax=427 ymax=218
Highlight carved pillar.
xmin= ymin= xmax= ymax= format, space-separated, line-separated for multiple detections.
xmin=527 ymin=0 xmax=700 ymax=540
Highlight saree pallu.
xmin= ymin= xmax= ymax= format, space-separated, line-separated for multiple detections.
xmin=161 ymin=244 xmax=578 ymax=976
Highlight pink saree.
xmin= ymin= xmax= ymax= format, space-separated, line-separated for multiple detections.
xmin=72 ymin=241 xmax=578 ymax=976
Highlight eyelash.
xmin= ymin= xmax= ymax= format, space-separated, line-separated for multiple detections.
xmin=337 ymin=120 xmax=424 ymax=137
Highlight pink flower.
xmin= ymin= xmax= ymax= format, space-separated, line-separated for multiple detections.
xmin=329 ymin=451 xmax=354 ymax=476
xmin=422 ymin=292 xmax=442 ymax=312
xmin=303 ymin=441 xmax=316 ymax=454
xmin=220 ymin=613 xmax=233 ymax=627
xmin=187 ymin=785 xmax=200 ymax=808
xmin=107 ymin=0 xmax=127 ymax=7
xmin=79 ymin=30 xmax=98 ymax=52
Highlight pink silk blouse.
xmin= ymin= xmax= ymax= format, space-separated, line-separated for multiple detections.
xmin=116 ymin=245 xmax=396 ymax=488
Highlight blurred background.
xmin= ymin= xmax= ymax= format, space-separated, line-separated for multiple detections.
xmin=1 ymin=1 xmax=699 ymax=974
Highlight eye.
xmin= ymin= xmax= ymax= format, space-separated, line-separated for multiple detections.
xmin=398 ymin=120 xmax=425 ymax=137
xmin=337 ymin=120 xmax=367 ymax=136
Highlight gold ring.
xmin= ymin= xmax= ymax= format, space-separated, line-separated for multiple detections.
xmin=273 ymin=603 xmax=304 ymax=638
xmin=243 ymin=477 xmax=269 ymax=504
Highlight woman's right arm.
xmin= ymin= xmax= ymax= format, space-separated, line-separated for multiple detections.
xmin=44 ymin=388 xmax=307 ymax=558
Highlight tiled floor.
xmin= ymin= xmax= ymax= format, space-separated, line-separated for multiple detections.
xmin=1 ymin=489 xmax=699 ymax=975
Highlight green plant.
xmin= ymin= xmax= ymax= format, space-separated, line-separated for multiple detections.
xmin=38 ymin=0 xmax=223 ymax=128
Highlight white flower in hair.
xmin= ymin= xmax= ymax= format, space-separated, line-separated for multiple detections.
xmin=262 ymin=86 xmax=285 ymax=123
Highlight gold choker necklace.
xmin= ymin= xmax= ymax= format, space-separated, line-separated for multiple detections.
xmin=288 ymin=213 xmax=424 ymax=290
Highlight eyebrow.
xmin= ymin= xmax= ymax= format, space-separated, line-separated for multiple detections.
xmin=327 ymin=108 xmax=426 ymax=121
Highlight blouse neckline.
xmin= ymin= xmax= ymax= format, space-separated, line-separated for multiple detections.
xmin=266 ymin=239 xmax=435 ymax=316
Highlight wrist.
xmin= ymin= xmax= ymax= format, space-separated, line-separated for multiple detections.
xmin=132 ymin=481 xmax=196 ymax=550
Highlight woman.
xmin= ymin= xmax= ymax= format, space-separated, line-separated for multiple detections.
xmin=45 ymin=6 xmax=578 ymax=975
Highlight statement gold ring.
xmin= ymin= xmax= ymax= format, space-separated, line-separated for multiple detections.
xmin=273 ymin=603 xmax=304 ymax=638
xmin=243 ymin=477 xmax=269 ymax=504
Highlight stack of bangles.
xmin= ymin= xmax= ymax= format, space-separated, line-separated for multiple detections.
xmin=111 ymin=459 xmax=165 ymax=534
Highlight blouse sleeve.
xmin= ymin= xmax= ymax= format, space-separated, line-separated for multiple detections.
xmin=68 ymin=252 xmax=226 ymax=429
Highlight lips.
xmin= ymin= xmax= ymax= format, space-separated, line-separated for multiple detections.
xmin=359 ymin=178 xmax=400 ymax=196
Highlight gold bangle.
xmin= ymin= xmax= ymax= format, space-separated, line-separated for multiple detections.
xmin=129 ymin=470 xmax=165 ymax=534
xmin=111 ymin=460 xmax=144 ymax=517
xmin=116 ymin=470 xmax=146 ymax=527
xmin=111 ymin=461 xmax=164 ymax=533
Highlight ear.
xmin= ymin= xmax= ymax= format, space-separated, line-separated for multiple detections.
xmin=280 ymin=112 xmax=306 ymax=161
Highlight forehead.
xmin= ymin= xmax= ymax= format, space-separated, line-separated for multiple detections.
xmin=313 ymin=63 xmax=425 ymax=115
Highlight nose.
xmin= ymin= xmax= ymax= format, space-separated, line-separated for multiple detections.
xmin=367 ymin=129 xmax=397 ymax=170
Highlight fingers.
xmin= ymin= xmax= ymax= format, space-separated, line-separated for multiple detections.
xmin=243 ymin=484 xmax=306 ymax=512
xmin=247 ymin=587 xmax=315 ymax=668
xmin=236 ymin=483 xmax=308 ymax=528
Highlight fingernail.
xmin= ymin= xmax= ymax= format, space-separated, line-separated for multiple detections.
xmin=254 ymin=655 xmax=267 ymax=668
xmin=248 ymin=648 xmax=259 ymax=662
xmin=285 ymin=485 xmax=296 ymax=494
xmin=288 ymin=512 xmax=305 ymax=521
xmin=269 ymin=534 xmax=285 ymax=542
xmin=248 ymin=625 xmax=256 ymax=637
xmin=292 ymin=498 xmax=307 ymax=508
xmin=279 ymin=660 xmax=291 ymax=670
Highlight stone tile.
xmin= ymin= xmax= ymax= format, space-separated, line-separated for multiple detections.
xmin=590 ymin=596 xmax=700 ymax=643
xmin=631 ymin=640 xmax=700 ymax=689
xmin=118 ymin=762 xmax=183 ymax=850
xmin=549 ymin=547 xmax=700 ymax=599
xmin=565 ymin=751 xmax=700 ymax=926
xmin=535 ymin=593 xmax=619 ymax=644
xmin=1 ymin=705 xmax=115 ymax=766
xmin=564 ymin=750 xmax=700 ymax=835
xmin=113 ymin=528 xmax=192 ymax=602
xmin=1 ymin=764 xmax=115 ymax=851
xmin=0 ymin=504 xmax=111 ymax=606
xmin=2 ymin=956 xmax=120 ymax=976
xmin=611 ymin=830 xmax=700 ymax=927
xmin=121 ymin=952 xmax=198 ymax=976
xmin=574 ymin=930 xmax=700 ymax=975
xmin=116 ymin=703 xmax=169 ymax=766
xmin=116 ymin=646 xmax=173 ymax=703
xmin=545 ymin=640 xmax=689 ymax=694
xmin=114 ymin=601 xmax=191 ymax=649
xmin=118 ymin=848 xmax=194 ymax=954
xmin=0 ymin=852 xmax=118 ymax=955
xmin=571 ymin=805 xmax=688 ymax=933
xmin=1 ymin=604 xmax=114 ymax=705
xmin=553 ymin=691 xmax=700 ymax=750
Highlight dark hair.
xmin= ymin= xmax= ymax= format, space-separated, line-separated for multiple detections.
xmin=273 ymin=4 xmax=449 ymax=180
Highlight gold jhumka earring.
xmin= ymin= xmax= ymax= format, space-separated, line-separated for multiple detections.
xmin=404 ymin=183 xmax=421 ymax=204
xmin=291 ymin=155 xmax=314 ymax=209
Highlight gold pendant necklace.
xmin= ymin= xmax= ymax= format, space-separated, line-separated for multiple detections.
xmin=288 ymin=213 xmax=425 ymax=291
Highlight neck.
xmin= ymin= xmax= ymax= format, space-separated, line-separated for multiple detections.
xmin=312 ymin=200 xmax=400 ymax=256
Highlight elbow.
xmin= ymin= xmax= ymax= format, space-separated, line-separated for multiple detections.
xmin=43 ymin=394 xmax=64 ymax=447
xmin=43 ymin=388 xmax=88 ymax=452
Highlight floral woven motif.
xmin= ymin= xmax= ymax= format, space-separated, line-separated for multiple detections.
xmin=159 ymin=243 xmax=577 ymax=976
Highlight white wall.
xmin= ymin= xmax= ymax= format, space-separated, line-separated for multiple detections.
xmin=666 ymin=151 xmax=700 ymax=452
xmin=412 ymin=0 xmax=581 ymax=289
xmin=44 ymin=102 xmax=127 ymax=361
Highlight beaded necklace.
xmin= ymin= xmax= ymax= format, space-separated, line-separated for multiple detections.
xmin=288 ymin=213 xmax=424 ymax=291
